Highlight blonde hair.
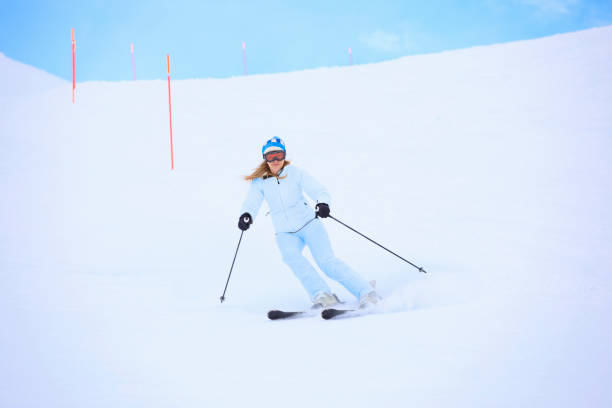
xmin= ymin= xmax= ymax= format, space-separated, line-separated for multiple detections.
xmin=244 ymin=160 xmax=291 ymax=181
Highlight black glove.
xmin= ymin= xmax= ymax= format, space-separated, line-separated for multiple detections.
xmin=315 ymin=203 xmax=330 ymax=218
xmin=238 ymin=212 xmax=253 ymax=231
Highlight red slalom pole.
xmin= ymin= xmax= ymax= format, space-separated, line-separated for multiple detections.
xmin=72 ymin=28 xmax=76 ymax=103
xmin=167 ymin=54 xmax=175 ymax=170
xmin=131 ymin=43 xmax=135 ymax=80
xmin=348 ymin=47 xmax=353 ymax=65
xmin=242 ymin=41 xmax=248 ymax=75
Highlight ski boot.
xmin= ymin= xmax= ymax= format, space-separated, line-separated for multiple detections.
xmin=312 ymin=292 xmax=341 ymax=309
xmin=359 ymin=290 xmax=381 ymax=309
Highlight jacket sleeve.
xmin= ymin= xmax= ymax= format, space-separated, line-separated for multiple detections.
xmin=240 ymin=179 xmax=265 ymax=220
xmin=301 ymin=168 xmax=332 ymax=206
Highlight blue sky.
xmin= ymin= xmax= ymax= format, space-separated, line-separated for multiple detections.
xmin=1 ymin=0 xmax=611 ymax=81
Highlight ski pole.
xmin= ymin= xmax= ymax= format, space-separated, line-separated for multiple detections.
xmin=220 ymin=230 xmax=245 ymax=303
xmin=328 ymin=215 xmax=427 ymax=274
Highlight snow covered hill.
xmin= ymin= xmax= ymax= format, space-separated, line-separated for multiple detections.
xmin=0 ymin=52 xmax=67 ymax=101
xmin=1 ymin=26 xmax=611 ymax=408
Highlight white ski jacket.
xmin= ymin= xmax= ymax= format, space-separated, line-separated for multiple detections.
xmin=240 ymin=165 xmax=331 ymax=233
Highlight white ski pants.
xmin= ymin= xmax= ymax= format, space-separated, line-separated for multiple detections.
xmin=275 ymin=218 xmax=372 ymax=302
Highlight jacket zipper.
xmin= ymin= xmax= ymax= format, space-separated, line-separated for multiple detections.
xmin=275 ymin=175 xmax=292 ymax=230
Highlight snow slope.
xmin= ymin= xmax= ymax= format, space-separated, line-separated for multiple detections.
xmin=1 ymin=26 xmax=611 ymax=407
xmin=0 ymin=52 xmax=67 ymax=101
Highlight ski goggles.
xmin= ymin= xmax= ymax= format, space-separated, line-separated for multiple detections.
xmin=263 ymin=150 xmax=286 ymax=162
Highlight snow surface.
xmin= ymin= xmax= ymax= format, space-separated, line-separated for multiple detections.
xmin=1 ymin=27 xmax=611 ymax=407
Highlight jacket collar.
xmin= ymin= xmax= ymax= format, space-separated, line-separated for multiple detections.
xmin=264 ymin=164 xmax=288 ymax=179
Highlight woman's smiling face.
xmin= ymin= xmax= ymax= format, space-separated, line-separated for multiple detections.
xmin=268 ymin=159 xmax=284 ymax=174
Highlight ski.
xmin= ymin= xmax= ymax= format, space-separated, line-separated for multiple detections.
xmin=267 ymin=310 xmax=311 ymax=320
xmin=321 ymin=308 xmax=356 ymax=320
xmin=267 ymin=307 xmax=326 ymax=320
xmin=268 ymin=299 xmax=351 ymax=320
xmin=322 ymin=305 xmax=381 ymax=320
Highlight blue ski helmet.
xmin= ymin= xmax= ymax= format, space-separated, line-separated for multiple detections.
xmin=262 ymin=136 xmax=286 ymax=157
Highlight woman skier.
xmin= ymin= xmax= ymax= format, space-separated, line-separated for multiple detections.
xmin=238 ymin=136 xmax=379 ymax=309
